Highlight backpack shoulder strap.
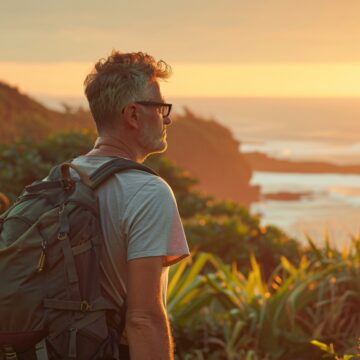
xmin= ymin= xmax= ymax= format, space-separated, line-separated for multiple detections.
xmin=89 ymin=157 xmax=158 ymax=190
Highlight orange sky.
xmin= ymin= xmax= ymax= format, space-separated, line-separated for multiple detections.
xmin=3 ymin=62 xmax=360 ymax=98
xmin=2 ymin=1 xmax=360 ymax=98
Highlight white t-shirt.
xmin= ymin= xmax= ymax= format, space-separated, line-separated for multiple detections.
xmin=70 ymin=156 xmax=190 ymax=313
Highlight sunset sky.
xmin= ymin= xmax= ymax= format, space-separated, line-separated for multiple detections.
xmin=2 ymin=0 xmax=360 ymax=98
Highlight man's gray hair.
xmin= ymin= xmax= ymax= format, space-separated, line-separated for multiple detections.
xmin=84 ymin=50 xmax=172 ymax=132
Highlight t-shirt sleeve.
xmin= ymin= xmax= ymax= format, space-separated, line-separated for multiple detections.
xmin=123 ymin=177 xmax=190 ymax=266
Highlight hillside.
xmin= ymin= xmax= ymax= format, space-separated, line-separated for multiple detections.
xmin=0 ymin=82 xmax=259 ymax=205
xmin=165 ymin=108 xmax=259 ymax=205
xmin=0 ymin=82 xmax=93 ymax=142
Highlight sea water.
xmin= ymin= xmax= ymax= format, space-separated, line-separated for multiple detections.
xmin=250 ymin=172 xmax=360 ymax=247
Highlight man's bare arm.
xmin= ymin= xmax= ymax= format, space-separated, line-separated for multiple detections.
xmin=126 ymin=256 xmax=174 ymax=360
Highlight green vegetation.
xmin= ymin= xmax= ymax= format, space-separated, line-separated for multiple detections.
xmin=311 ymin=339 xmax=360 ymax=360
xmin=0 ymin=130 xmax=96 ymax=201
xmin=1 ymin=131 xmax=359 ymax=359
xmin=169 ymin=240 xmax=360 ymax=359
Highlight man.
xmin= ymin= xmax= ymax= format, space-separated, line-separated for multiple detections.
xmin=72 ymin=51 xmax=190 ymax=359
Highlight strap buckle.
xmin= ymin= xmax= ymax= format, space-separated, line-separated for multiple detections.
xmin=80 ymin=301 xmax=91 ymax=312
xmin=2 ymin=346 xmax=17 ymax=360
xmin=5 ymin=353 xmax=17 ymax=360
xmin=58 ymin=204 xmax=65 ymax=214
xmin=35 ymin=339 xmax=49 ymax=360
xmin=57 ymin=232 xmax=68 ymax=241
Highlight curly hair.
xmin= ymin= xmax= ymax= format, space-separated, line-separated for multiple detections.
xmin=84 ymin=50 xmax=172 ymax=132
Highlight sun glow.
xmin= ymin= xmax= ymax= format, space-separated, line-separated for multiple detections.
xmin=2 ymin=62 xmax=360 ymax=98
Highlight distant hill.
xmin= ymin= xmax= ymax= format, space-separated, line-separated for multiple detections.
xmin=0 ymin=81 xmax=259 ymax=205
xmin=165 ymin=108 xmax=259 ymax=205
xmin=0 ymin=81 xmax=94 ymax=142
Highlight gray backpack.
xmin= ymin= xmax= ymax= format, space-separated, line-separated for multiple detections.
xmin=0 ymin=157 xmax=157 ymax=360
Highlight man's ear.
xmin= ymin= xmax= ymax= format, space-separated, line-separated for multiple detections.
xmin=122 ymin=104 xmax=140 ymax=129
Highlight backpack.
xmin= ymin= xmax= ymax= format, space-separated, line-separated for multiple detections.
xmin=0 ymin=157 xmax=157 ymax=360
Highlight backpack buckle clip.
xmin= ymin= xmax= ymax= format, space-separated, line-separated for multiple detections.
xmin=2 ymin=345 xmax=17 ymax=360
xmin=58 ymin=204 xmax=65 ymax=214
xmin=57 ymin=232 xmax=68 ymax=241
xmin=5 ymin=353 xmax=17 ymax=360
xmin=80 ymin=301 xmax=91 ymax=312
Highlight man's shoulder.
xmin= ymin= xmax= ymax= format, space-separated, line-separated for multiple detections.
xmin=114 ymin=167 xmax=175 ymax=205
xmin=72 ymin=155 xmax=172 ymax=195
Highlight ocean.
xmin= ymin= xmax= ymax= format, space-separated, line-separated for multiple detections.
xmin=250 ymin=172 xmax=360 ymax=247
xmin=170 ymin=97 xmax=360 ymax=247
xmin=38 ymin=95 xmax=360 ymax=247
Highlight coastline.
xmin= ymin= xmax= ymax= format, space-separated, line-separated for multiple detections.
xmin=244 ymin=151 xmax=360 ymax=174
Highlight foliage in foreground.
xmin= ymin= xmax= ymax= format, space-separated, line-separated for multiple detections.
xmin=168 ymin=237 xmax=360 ymax=360
xmin=311 ymin=339 xmax=360 ymax=360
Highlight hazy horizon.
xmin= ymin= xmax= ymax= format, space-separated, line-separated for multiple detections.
xmin=3 ymin=1 xmax=360 ymax=97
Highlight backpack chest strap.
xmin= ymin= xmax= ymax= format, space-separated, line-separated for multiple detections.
xmin=43 ymin=297 xmax=116 ymax=313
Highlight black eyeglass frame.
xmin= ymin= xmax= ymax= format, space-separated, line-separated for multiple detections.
xmin=135 ymin=101 xmax=172 ymax=117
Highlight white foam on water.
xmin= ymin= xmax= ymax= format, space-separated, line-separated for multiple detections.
xmin=250 ymin=172 xmax=360 ymax=247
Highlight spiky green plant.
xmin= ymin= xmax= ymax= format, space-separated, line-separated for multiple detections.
xmin=311 ymin=338 xmax=360 ymax=359
xmin=169 ymin=236 xmax=360 ymax=359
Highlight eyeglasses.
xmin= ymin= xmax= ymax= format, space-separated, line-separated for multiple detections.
xmin=135 ymin=101 xmax=172 ymax=118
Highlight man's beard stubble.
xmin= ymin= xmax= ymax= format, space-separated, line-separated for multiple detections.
xmin=139 ymin=127 xmax=168 ymax=157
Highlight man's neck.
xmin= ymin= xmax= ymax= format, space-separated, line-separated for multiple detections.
xmin=86 ymin=135 xmax=143 ymax=162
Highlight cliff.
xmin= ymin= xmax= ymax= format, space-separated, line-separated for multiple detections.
xmin=165 ymin=108 xmax=260 ymax=205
